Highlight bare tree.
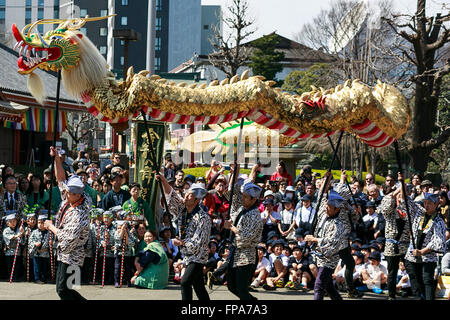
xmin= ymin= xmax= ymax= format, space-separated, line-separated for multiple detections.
xmin=293 ymin=0 xmax=401 ymax=177
xmin=65 ymin=112 xmax=97 ymax=145
xmin=208 ymin=0 xmax=257 ymax=78
xmin=382 ymin=0 xmax=450 ymax=173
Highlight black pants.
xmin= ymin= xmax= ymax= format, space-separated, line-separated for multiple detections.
xmin=81 ymin=257 xmax=93 ymax=284
xmin=385 ymin=255 xmax=403 ymax=298
xmin=96 ymin=256 xmax=115 ymax=285
xmin=114 ymin=255 xmax=133 ymax=285
xmin=36 ymin=257 xmax=50 ymax=282
xmin=24 ymin=255 xmax=35 ymax=282
xmin=55 ymin=261 xmax=86 ymax=300
xmin=5 ymin=255 xmax=23 ymax=281
xmin=212 ymin=260 xmax=229 ymax=278
xmin=180 ymin=263 xmax=210 ymax=301
xmin=338 ymin=246 xmax=355 ymax=292
xmin=0 ymin=253 xmax=7 ymax=280
xmin=404 ymin=260 xmax=436 ymax=300
xmin=227 ymin=264 xmax=257 ymax=300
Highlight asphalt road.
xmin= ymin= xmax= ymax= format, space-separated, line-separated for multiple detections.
xmin=0 ymin=280 xmax=412 ymax=300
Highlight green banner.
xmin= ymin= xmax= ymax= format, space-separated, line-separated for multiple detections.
xmin=133 ymin=120 xmax=166 ymax=223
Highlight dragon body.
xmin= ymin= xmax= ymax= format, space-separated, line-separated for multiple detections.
xmin=12 ymin=18 xmax=410 ymax=148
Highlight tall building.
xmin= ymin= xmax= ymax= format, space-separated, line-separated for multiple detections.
xmin=0 ymin=0 xmax=61 ymax=44
xmin=200 ymin=5 xmax=221 ymax=56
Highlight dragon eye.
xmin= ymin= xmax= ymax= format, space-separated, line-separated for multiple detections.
xmin=50 ymin=35 xmax=63 ymax=40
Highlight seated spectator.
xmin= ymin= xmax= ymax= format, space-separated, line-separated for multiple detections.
xmin=284 ymin=185 xmax=297 ymax=205
xmin=438 ymin=191 xmax=449 ymax=226
xmin=364 ymin=173 xmax=375 ymax=192
xmin=415 ymin=179 xmax=433 ymax=204
xmin=270 ymin=160 xmax=292 ymax=186
xmin=263 ymin=240 xmax=289 ymax=290
xmin=251 ymin=245 xmax=271 ymax=288
xmin=285 ymin=244 xmax=314 ymax=290
xmin=351 ymin=179 xmax=369 ymax=202
xmin=208 ymin=244 xmax=230 ymax=286
xmin=282 ymin=244 xmax=291 ymax=258
xmin=293 ymin=194 xmax=316 ymax=235
xmin=172 ymin=259 xmax=185 ymax=284
xmin=367 ymin=184 xmax=383 ymax=206
xmin=279 ymin=197 xmax=296 ymax=239
xmin=350 ymin=243 xmax=361 ymax=254
xmin=278 ymin=180 xmax=288 ymax=198
xmin=304 ymin=183 xmax=317 ymax=208
xmin=363 ymin=201 xmax=380 ymax=242
xmin=294 ymin=177 xmax=306 ymax=200
xmin=383 ymin=174 xmax=396 ymax=192
xmin=409 ymin=173 xmax=423 ymax=199
xmin=396 ymin=261 xmax=412 ymax=297
xmin=161 ymin=212 xmax=176 ymax=237
xmin=131 ymin=230 xmax=169 ymax=289
xmin=203 ymin=241 xmax=219 ymax=276
xmin=350 ymin=198 xmax=366 ymax=240
xmin=159 ymin=226 xmax=179 ymax=271
xmin=210 ymin=213 xmax=224 ymax=237
xmin=261 ymin=198 xmax=281 ymax=242
xmin=441 ymin=228 xmax=450 ymax=275
xmin=359 ymin=251 xmax=387 ymax=294
xmin=259 ymin=190 xmax=281 ymax=213
xmin=360 ymin=245 xmax=371 ymax=264
xmin=335 ymin=251 xmax=365 ymax=292
xmin=294 ymin=165 xmax=313 ymax=186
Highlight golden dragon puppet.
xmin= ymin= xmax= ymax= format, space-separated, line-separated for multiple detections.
xmin=12 ymin=17 xmax=410 ymax=149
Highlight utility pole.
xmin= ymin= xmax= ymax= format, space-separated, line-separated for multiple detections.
xmin=113 ymin=28 xmax=140 ymax=153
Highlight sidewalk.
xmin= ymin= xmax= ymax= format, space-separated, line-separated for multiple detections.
xmin=0 ymin=281 xmax=407 ymax=300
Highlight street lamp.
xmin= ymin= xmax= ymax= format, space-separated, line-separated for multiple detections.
xmin=113 ymin=28 xmax=140 ymax=78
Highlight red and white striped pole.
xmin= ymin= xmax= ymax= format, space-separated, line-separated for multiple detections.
xmin=9 ymin=220 xmax=24 ymax=283
xmin=92 ymin=223 xmax=101 ymax=284
xmin=26 ymin=244 xmax=30 ymax=282
xmin=101 ymin=227 xmax=108 ymax=287
xmin=119 ymin=237 xmax=125 ymax=287
xmin=49 ymin=233 xmax=55 ymax=281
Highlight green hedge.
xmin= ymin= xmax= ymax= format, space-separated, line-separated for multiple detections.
xmin=183 ymin=167 xmax=386 ymax=185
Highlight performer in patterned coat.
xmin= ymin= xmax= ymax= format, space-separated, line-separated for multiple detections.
xmin=224 ymin=163 xmax=263 ymax=300
xmin=157 ymin=173 xmax=211 ymax=301
xmin=378 ymin=178 xmax=411 ymax=300
xmin=397 ymin=180 xmax=446 ymax=300
xmin=306 ymin=178 xmax=347 ymax=300
xmin=44 ymin=146 xmax=91 ymax=300
xmin=333 ymin=170 xmax=363 ymax=298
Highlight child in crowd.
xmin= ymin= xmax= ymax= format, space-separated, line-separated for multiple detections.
xmin=29 ymin=214 xmax=50 ymax=283
xmin=3 ymin=213 xmax=25 ymax=281
xmin=251 ymin=245 xmax=271 ymax=288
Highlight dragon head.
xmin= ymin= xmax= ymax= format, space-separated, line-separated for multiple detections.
xmin=12 ymin=16 xmax=114 ymax=103
xmin=12 ymin=21 xmax=84 ymax=74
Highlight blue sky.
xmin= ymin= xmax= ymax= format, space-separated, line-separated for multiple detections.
xmin=201 ymin=0 xmax=448 ymax=41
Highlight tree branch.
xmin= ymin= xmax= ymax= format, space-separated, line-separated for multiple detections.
xmin=415 ymin=126 xmax=450 ymax=151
